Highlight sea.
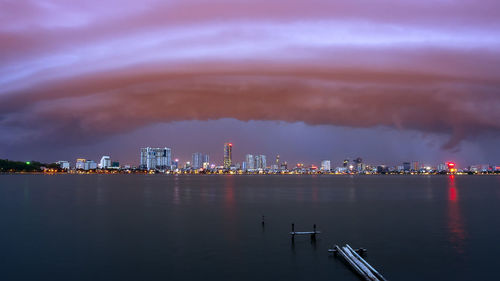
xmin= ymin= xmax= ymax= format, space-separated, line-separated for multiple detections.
xmin=1 ymin=174 xmax=499 ymax=281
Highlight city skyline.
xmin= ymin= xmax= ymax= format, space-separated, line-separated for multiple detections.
xmin=2 ymin=2 xmax=500 ymax=280
xmin=41 ymin=142 xmax=498 ymax=171
xmin=1 ymin=1 xmax=499 ymax=166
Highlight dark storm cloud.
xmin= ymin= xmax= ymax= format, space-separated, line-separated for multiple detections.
xmin=1 ymin=58 xmax=499 ymax=149
xmin=1 ymin=0 xmax=499 ymax=150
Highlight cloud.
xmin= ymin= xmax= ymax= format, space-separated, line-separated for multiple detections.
xmin=1 ymin=0 xmax=499 ymax=150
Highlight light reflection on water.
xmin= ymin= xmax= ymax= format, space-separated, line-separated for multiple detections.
xmin=173 ymin=175 xmax=180 ymax=205
xmin=447 ymin=175 xmax=466 ymax=255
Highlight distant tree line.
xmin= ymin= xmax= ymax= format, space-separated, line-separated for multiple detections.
xmin=0 ymin=159 xmax=59 ymax=172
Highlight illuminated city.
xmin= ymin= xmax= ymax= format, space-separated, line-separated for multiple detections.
xmin=1 ymin=1 xmax=500 ymax=280
xmin=1 ymin=142 xmax=497 ymax=175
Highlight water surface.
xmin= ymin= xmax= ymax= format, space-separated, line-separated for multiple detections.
xmin=1 ymin=175 xmax=499 ymax=280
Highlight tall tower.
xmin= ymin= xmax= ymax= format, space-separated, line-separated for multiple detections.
xmin=192 ymin=152 xmax=203 ymax=169
xmin=223 ymin=143 xmax=232 ymax=169
xmin=245 ymin=154 xmax=254 ymax=170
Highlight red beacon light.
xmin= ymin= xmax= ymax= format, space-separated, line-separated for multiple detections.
xmin=447 ymin=162 xmax=457 ymax=173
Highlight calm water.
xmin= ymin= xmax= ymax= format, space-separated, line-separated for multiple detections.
xmin=1 ymin=175 xmax=499 ymax=280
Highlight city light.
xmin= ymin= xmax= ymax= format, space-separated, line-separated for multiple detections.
xmin=3 ymin=143 xmax=498 ymax=175
xmin=447 ymin=162 xmax=457 ymax=173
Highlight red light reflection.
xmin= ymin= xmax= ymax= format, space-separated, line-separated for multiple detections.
xmin=447 ymin=175 xmax=466 ymax=254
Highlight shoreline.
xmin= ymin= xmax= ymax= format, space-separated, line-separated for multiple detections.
xmin=1 ymin=171 xmax=498 ymax=176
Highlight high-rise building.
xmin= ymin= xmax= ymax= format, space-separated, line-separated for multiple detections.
xmin=343 ymin=159 xmax=349 ymax=168
xmin=411 ymin=161 xmax=419 ymax=171
xmin=321 ymin=160 xmax=331 ymax=171
xmin=192 ymin=152 xmax=203 ymax=169
xmin=437 ymin=163 xmax=448 ymax=172
xmin=270 ymin=154 xmax=281 ymax=170
xmin=223 ymin=143 xmax=232 ymax=169
xmin=280 ymin=161 xmax=288 ymax=170
xmin=403 ymin=162 xmax=411 ymax=171
xmin=245 ymin=154 xmax=254 ymax=170
xmin=99 ymin=156 xmax=111 ymax=169
xmin=255 ymin=155 xmax=267 ymax=169
xmin=255 ymin=155 xmax=261 ymax=169
xmin=140 ymin=147 xmax=172 ymax=170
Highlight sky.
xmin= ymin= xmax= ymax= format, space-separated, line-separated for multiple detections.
xmin=1 ymin=0 xmax=499 ymax=167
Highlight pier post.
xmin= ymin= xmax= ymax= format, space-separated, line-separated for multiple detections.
xmin=311 ymin=224 xmax=317 ymax=240
xmin=262 ymin=215 xmax=265 ymax=226
xmin=291 ymin=223 xmax=295 ymax=240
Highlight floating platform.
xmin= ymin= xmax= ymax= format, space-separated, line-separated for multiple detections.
xmin=329 ymin=244 xmax=387 ymax=281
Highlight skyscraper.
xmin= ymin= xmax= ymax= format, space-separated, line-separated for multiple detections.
xmin=411 ymin=161 xmax=419 ymax=171
xmin=140 ymin=147 xmax=172 ymax=170
xmin=202 ymin=154 xmax=210 ymax=166
xmin=192 ymin=153 xmax=209 ymax=169
xmin=245 ymin=154 xmax=254 ymax=170
xmin=192 ymin=152 xmax=203 ymax=169
xmin=223 ymin=143 xmax=232 ymax=169
xmin=255 ymin=155 xmax=267 ymax=169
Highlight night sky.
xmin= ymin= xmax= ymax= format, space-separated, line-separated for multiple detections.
xmin=1 ymin=0 xmax=499 ymax=167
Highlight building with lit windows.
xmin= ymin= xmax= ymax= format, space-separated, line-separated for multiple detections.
xmin=411 ymin=161 xmax=419 ymax=171
xmin=140 ymin=147 xmax=172 ymax=170
xmin=255 ymin=155 xmax=267 ymax=170
xmin=99 ymin=156 xmax=111 ymax=169
xmin=75 ymin=158 xmax=86 ymax=170
xmin=56 ymin=161 xmax=70 ymax=170
xmin=245 ymin=154 xmax=254 ymax=170
xmin=192 ymin=153 xmax=209 ymax=169
xmin=192 ymin=153 xmax=202 ymax=169
xmin=76 ymin=159 xmax=97 ymax=170
xmin=321 ymin=160 xmax=331 ymax=171
xmin=223 ymin=143 xmax=232 ymax=169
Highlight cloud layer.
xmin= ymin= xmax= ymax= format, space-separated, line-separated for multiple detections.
xmin=1 ymin=0 xmax=500 ymax=149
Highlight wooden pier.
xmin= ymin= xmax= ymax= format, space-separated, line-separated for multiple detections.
xmin=289 ymin=223 xmax=321 ymax=240
xmin=329 ymin=244 xmax=387 ymax=281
